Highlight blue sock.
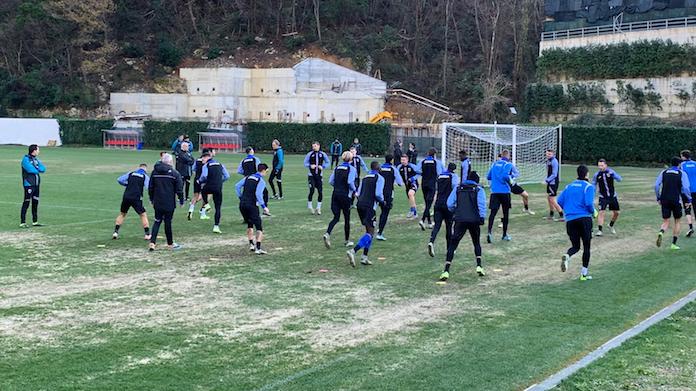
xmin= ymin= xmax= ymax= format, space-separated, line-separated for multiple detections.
xmin=410 ymin=207 xmax=416 ymax=214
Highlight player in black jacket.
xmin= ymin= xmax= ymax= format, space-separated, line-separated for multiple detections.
xmin=113 ymin=164 xmax=151 ymax=240
xmin=148 ymin=154 xmax=185 ymax=251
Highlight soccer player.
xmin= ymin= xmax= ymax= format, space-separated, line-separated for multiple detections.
xmin=486 ymin=149 xmax=518 ymax=243
xmin=407 ymin=143 xmax=418 ymax=164
xmin=330 ymin=138 xmax=343 ymax=169
xmin=323 ymin=151 xmax=357 ymax=249
xmin=393 ymin=140 xmax=403 ymax=161
xmin=346 ymin=161 xmax=385 ymax=267
xmin=428 ymin=162 xmax=459 ymax=257
xmin=237 ymin=147 xmax=261 ymax=176
xmin=376 ymin=154 xmax=404 ymax=241
xmin=20 ymin=144 xmax=46 ymax=228
xmin=269 ymin=139 xmax=285 ymax=200
xmin=396 ymin=154 xmax=420 ymax=218
xmin=351 ymin=138 xmax=362 ymax=156
xmin=545 ymin=149 xmax=565 ymax=221
xmin=175 ymin=142 xmax=194 ymax=200
xmin=188 ymin=149 xmax=212 ymax=220
xmin=235 ymin=163 xmax=271 ymax=255
xmin=349 ymin=146 xmax=369 ymax=205
xmin=680 ymin=150 xmax=696 ymax=237
xmin=304 ymin=141 xmax=330 ymax=215
xmin=592 ymin=159 xmax=622 ymax=236
xmin=655 ymin=157 xmax=692 ymax=250
xmin=459 ymin=150 xmax=471 ymax=181
xmin=199 ymin=154 xmax=231 ymax=234
xmin=440 ymin=171 xmax=487 ymax=281
xmin=417 ymin=148 xmax=444 ymax=230
xmin=558 ymin=165 xmax=596 ymax=281
xmin=148 ymin=153 xmax=185 ymax=251
xmin=113 ymin=163 xmax=151 ymax=240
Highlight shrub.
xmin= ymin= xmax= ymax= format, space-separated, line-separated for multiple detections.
xmin=59 ymin=120 xmax=114 ymax=146
xmin=142 ymin=121 xmax=209 ymax=149
xmin=562 ymin=125 xmax=696 ymax=165
xmin=246 ymin=123 xmax=390 ymax=155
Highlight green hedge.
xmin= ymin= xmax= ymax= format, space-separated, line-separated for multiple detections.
xmin=246 ymin=122 xmax=390 ymax=155
xmin=59 ymin=119 xmax=113 ymax=146
xmin=142 ymin=121 xmax=208 ymax=149
xmin=562 ymin=126 xmax=696 ymax=165
xmin=538 ymin=40 xmax=696 ymax=80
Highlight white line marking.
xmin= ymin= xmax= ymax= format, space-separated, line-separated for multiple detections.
xmin=255 ymin=350 xmax=361 ymax=391
xmin=526 ymin=289 xmax=696 ymax=391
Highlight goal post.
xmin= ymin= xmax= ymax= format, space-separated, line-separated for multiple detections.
xmin=441 ymin=123 xmax=562 ymax=185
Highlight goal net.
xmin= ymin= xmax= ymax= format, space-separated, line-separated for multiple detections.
xmin=441 ymin=123 xmax=562 ymax=185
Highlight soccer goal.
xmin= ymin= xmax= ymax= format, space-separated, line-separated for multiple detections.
xmin=441 ymin=123 xmax=562 ymax=185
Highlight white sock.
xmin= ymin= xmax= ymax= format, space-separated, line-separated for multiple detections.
xmin=581 ymin=267 xmax=588 ymax=276
xmin=188 ymin=204 xmax=195 ymax=212
xmin=308 ymin=201 xmax=313 ymax=209
xmin=317 ymin=202 xmax=322 ymax=209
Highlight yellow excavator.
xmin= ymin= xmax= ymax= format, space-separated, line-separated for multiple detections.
xmin=369 ymin=111 xmax=393 ymax=123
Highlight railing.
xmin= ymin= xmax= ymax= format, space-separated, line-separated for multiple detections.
xmin=387 ymin=89 xmax=451 ymax=115
xmin=541 ymin=16 xmax=696 ymax=41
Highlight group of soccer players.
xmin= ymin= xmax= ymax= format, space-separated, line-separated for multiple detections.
xmin=18 ymin=140 xmax=696 ymax=282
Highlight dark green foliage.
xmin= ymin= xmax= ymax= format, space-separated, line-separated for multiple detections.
xmin=522 ymin=82 xmax=612 ymax=119
xmin=523 ymin=84 xmax=568 ymax=116
xmin=122 ymin=43 xmax=145 ymax=58
xmin=142 ymin=121 xmax=209 ymax=149
xmin=615 ymin=81 xmax=662 ymax=114
xmin=59 ymin=120 xmax=114 ymax=146
xmin=157 ymin=40 xmax=184 ymax=67
xmin=246 ymin=123 xmax=390 ymax=155
xmin=562 ymin=126 xmax=696 ymax=165
xmin=538 ymin=40 xmax=696 ymax=80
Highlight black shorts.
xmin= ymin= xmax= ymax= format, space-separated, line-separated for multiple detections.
xmin=23 ymin=186 xmax=40 ymax=200
xmin=240 ymin=203 xmax=262 ymax=230
xmin=566 ymin=216 xmax=593 ymax=242
xmin=308 ymin=175 xmax=323 ymax=189
xmin=547 ymin=182 xmax=559 ymax=196
xmin=357 ymin=205 xmax=376 ymax=227
xmin=599 ymin=197 xmax=620 ymax=211
xmin=511 ymin=184 xmax=525 ymax=195
xmin=661 ymin=200 xmax=683 ymax=219
xmin=120 ymin=198 xmax=146 ymax=215
xmin=406 ymin=180 xmax=419 ymax=194
xmin=193 ymin=180 xmax=202 ymax=194
xmin=489 ymin=193 xmax=512 ymax=211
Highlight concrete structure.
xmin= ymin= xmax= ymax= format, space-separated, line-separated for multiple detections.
xmin=110 ymin=58 xmax=387 ymax=123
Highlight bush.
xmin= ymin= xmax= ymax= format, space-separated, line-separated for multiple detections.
xmin=246 ymin=123 xmax=391 ymax=155
xmin=59 ymin=119 xmax=114 ymax=146
xmin=142 ymin=121 xmax=209 ymax=149
xmin=538 ymin=40 xmax=696 ymax=81
xmin=562 ymin=126 xmax=696 ymax=165
xmin=157 ymin=40 xmax=183 ymax=67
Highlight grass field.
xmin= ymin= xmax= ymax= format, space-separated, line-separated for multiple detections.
xmin=0 ymin=146 xmax=694 ymax=390
xmin=558 ymin=301 xmax=696 ymax=390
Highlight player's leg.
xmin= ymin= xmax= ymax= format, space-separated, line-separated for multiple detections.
xmin=268 ymin=169 xmax=277 ymax=198
xmin=501 ymin=194 xmax=511 ymax=240
xmin=139 ymin=212 xmax=151 ymax=239
xmin=342 ymin=199 xmax=352 ymax=244
xmin=672 ymin=210 xmax=682 ymax=250
xmin=487 ymin=195 xmax=501 ymax=242
xmin=683 ymin=196 xmax=693 ymax=237
xmin=307 ymin=177 xmax=316 ymax=213
xmin=441 ymin=222 xmax=467 ymax=280
xmin=407 ymin=188 xmax=418 ymax=218
xmin=276 ymin=170 xmax=283 ymax=198
xmin=469 ymin=223 xmax=484 ymax=276
xmin=149 ymin=209 xmax=163 ymax=250
xmin=520 ymin=190 xmax=533 ymax=214
xmin=163 ymin=210 xmax=174 ymax=247
xmin=315 ymin=177 xmax=323 ymax=215
xmin=657 ymin=202 xmax=673 ymax=247
xmin=428 ymin=206 xmax=444 ymax=256
xmin=325 ymin=196 xmax=342 ymax=248
xmin=30 ymin=187 xmax=40 ymax=225
xmin=254 ymin=213 xmax=266 ymax=254
xmin=113 ymin=211 xmax=127 ymax=239
xmin=213 ymin=191 xmax=223 ymax=233
xmin=184 ymin=176 xmax=191 ymax=200
xmin=562 ymin=219 xmax=581 ymax=272
xmin=579 ymin=217 xmax=593 ymax=280
xmin=377 ymin=201 xmax=391 ymax=239
xmin=20 ymin=187 xmax=31 ymax=227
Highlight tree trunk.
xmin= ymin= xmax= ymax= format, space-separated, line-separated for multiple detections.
xmin=312 ymin=0 xmax=321 ymax=42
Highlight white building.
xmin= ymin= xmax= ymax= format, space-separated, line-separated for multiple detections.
xmin=110 ymin=58 xmax=387 ymax=123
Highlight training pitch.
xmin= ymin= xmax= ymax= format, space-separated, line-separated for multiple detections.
xmin=0 ymin=146 xmax=694 ymax=390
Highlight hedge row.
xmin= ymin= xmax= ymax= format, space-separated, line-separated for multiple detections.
xmin=246 ymin=122 xmax=390 ymax=155
xmin=562 ymin=126 xmax=696 ymax=165
xmin=538 ymin=40 xmax=696 ymax=80
xmin=59 ymin=119 xmax=113 ymax=145
xmin=58 ymin=120 xmax=391 ymax=155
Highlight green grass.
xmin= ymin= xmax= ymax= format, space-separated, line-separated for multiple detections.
xmin=558 ymin=301 xmax=696 ymax=390
xmin=0 ymin=146 xmax=694 ymax=390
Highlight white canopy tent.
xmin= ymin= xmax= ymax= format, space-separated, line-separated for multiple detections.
xmin=0 ymin=118 xmax=62 ymax=146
